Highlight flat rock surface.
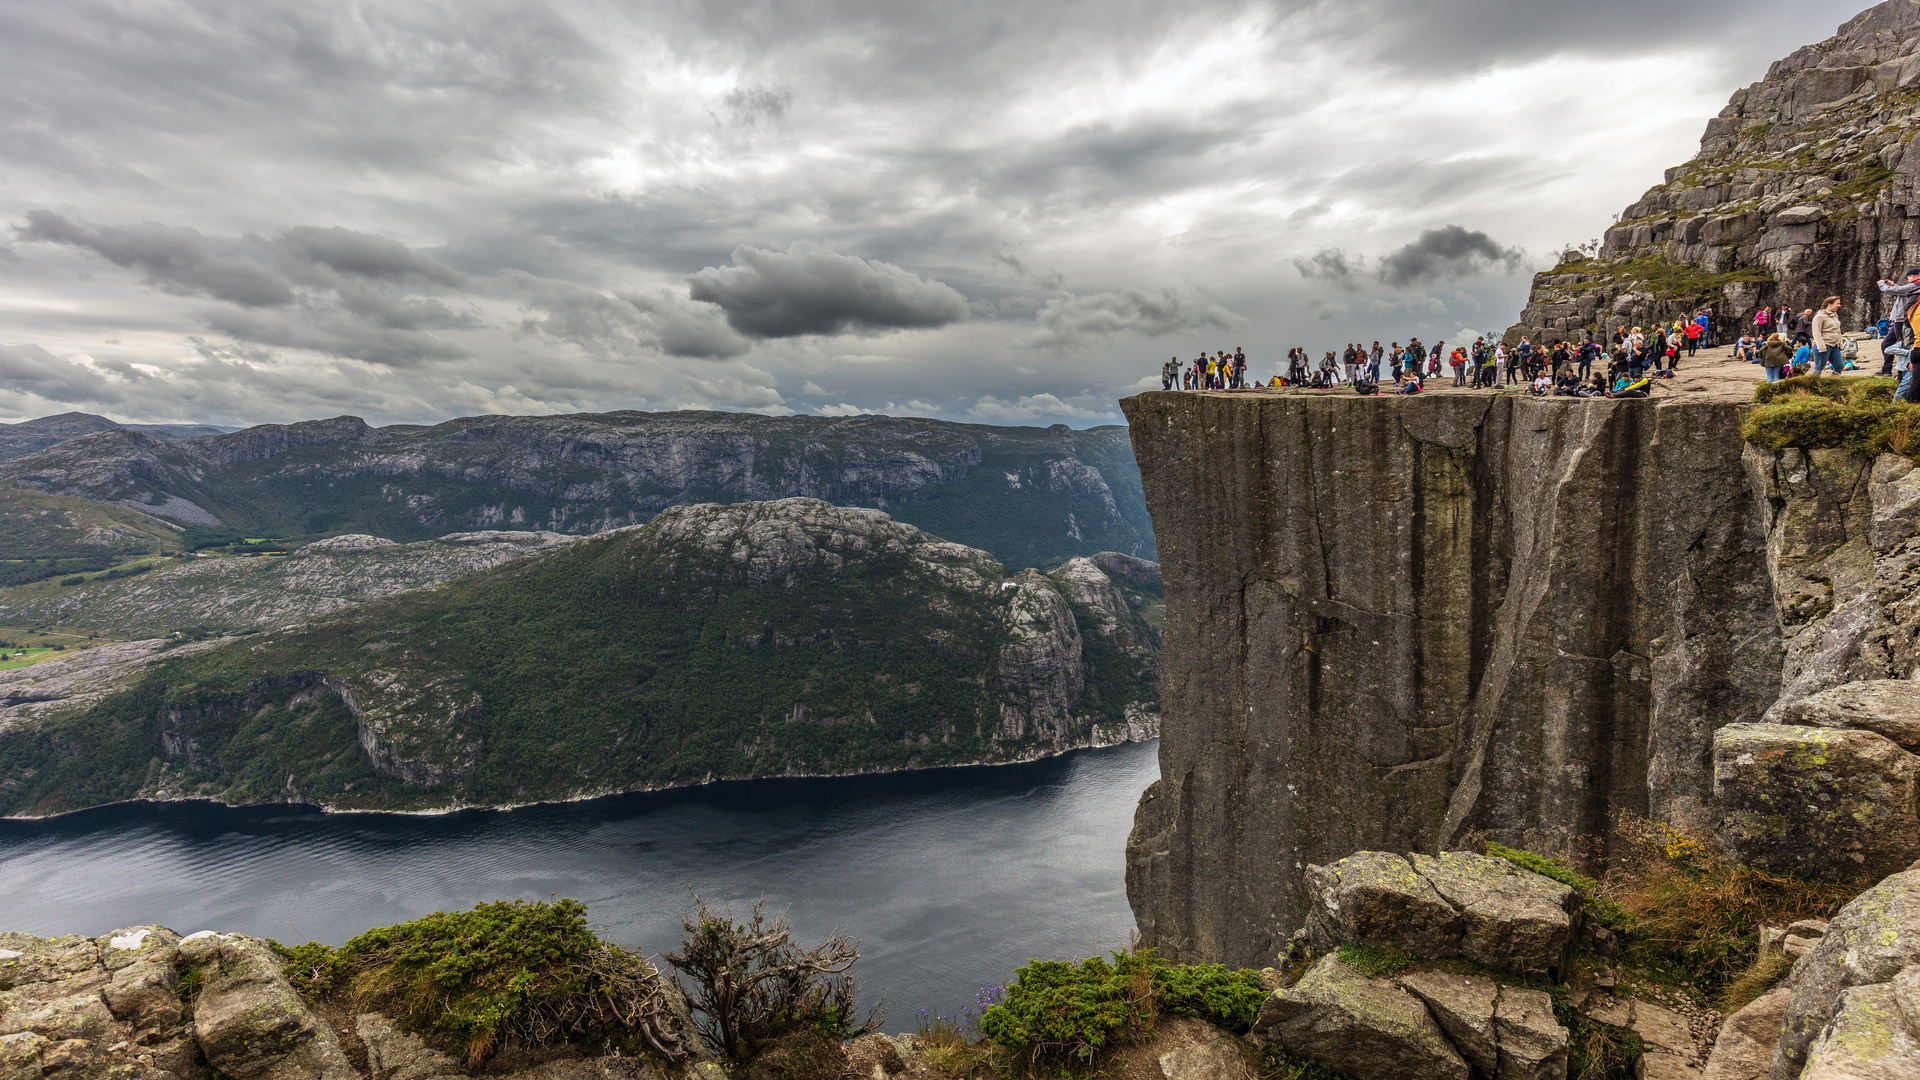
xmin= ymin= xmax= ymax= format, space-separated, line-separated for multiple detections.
xmin=1784 ymin=680 xmax=1920 ymax=752
xmin=1705 ymin=988 xmax=1789 ymax=1080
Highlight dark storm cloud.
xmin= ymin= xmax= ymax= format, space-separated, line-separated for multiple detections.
xmin=272 ymin=226 xmax=467 ymax=287
xmin=688 ymin=244 xmax=970 ymax=338
xmin=1293 ymin=248 xmax=1362 ymax=288
xmin=1031 ymin=287 xmax=1246 ymax=351
xmin=1375 ymin=226 xmax=1524 ymax=288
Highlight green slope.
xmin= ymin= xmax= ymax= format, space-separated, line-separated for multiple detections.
xmin=0 ymin=500 xmax=1159 ymax=817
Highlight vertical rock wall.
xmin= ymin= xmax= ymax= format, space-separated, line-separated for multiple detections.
xmin=1122 ymin=392 xmax=1782 ymax=967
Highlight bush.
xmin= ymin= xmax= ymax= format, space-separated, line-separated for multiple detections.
xmin=59 ymin=576 xmax=85 ymax=586
xmin=275 ymin=899 xmax=686 ymax=1066
xmin=1148 ymin=964 xmax=1268 ymax=1034
xmin=663 ymin=898 xmax=878 ymax=1063
xmin=979 ymin=951 xmax=1157 ymax=1065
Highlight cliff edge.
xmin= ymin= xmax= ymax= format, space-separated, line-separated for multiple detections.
xmin=1121 ymin=387 xmax=1920 ymax=968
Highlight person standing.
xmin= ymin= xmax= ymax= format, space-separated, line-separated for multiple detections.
xmin=1811 ymin=296 xmax=1845 ymax=376
xmin=1759 ymin=333 xmax=1793 ymax=382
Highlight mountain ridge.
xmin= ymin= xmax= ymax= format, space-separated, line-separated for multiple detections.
xmin=0 ymin=408 xmax=1153 ymax=570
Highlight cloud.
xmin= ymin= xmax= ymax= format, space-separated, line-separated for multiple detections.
xmin=0 ymin=344 xmax=122 ymax=404
xmin=504 ymin=274 xmax=750 ymax=360
xmin=1305 ymin=298 xmax=1349 ymax=321
xmin=688 ymin=244 xmax=970 ymax=338
xmin=966 ymin=393 xmax=1112 ymax=424
xmin=1294 ymin=248 xmax=1363 ymax=288
xmin=18 ymin=211 xmax=295 ymax=307
xmin=725 ymin=85 xmax=794 ymax=125
xmin=18 ymin=211 xmax=478 ymax=366
xmin=1376 ymin=226 xmax=1525 ymax=288
xmin=1031 ymin=287 xmax=1245 ymax=350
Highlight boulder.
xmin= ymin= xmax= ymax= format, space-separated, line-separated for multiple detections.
xmin=1772 ymin=869 xmax=1920 ymax=1078
xmin=1712 ymin=724 xmax=1920 ymax=881
xmin=1493 ymin=987 xmax=1568 ymax=1080
xmin=1398 ymin=969 xmax=1498 ymax=1075
xmin=1796 ymin=982 xmax=1920 ymax=1078
xmin=102 ymin=955 xmax=183 ymax=1036
xmin=1249 ymin=954 xmax=1469 ymax=1080
xmin=185 ymin=933 xmax=357 ymax=1080
xmin=1301 ymin=852 xmax=1462 ymax=958
xmin=843 ymin=1033 xmax=907 ymax=1080
xmin=356 ymin=1013 xmax=463 ymax=1080
xmin=1704 ymin=988 xmax=1789 ymax=1080
xmin=1783 ymin=681 xmax=1920 ymax=752
xmin=1409 ymin=851 xmax=1580 ymax=976
xmin=1155 ymin=1025 xmax=1247 ymax=1080
xmin=1898 ymin=965 xmax=1920 ymax=1036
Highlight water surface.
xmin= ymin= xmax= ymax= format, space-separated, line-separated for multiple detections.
xmin=0 ymin=741 xmax=1157 ymax=1023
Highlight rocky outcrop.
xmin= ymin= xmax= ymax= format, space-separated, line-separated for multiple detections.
xmin=1713 ymin=723 xmax=1920 ymax=879
xmin=0 ymin=926 xmax=706 ymax=1080
xmin=1249 ymin=955 xmax=1470 ymax=1080
xmin=1122 ymin=392 xmax=1780 ymax=968
xmin=1745 ymin=450 xmax=1920 ymax=720
xmin=1509 ymin=1 xmax=1920 ymax=343
xmin=1255 ymin=852 xmax=1577 ymax=1080
xmin=1785 ymin=680 xmax=1920 ymax=750
xmin=1770 ymin=867 xmax=1920 ymax=1077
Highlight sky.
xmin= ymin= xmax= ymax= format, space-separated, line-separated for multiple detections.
xmin=0 ymin=0 xmax=1877 ymax=429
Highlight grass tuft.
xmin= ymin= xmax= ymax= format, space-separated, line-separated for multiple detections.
xmin=1331 ymin=945 xmax=1414 ymax=978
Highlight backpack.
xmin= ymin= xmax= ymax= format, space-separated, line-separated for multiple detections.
xmin=1843 ymin=338 xmax=1860 ymax=360
xmin=1754 ymin=310 xmax=1769 ymax=326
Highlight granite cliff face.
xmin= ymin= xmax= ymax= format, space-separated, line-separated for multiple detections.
xmin=1121 ymin=392 xmax=1801 ymax=968
xmin=1509 ymin=0 xmax=1920 ymax=344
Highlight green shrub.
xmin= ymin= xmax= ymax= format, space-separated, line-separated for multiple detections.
xmin=59 ymin=576 xmax=85 ymax=586
xmin=979 ymin=951 xmax=1157 ymax=1064
xmin=275 ymin=899 xmax=683 ymax=1066
xmin=1149 ymin=964 xmax=1269 ymax=1034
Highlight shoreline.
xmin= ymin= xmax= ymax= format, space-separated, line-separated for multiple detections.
xmin=0 ymin=729 xmax=1160 ymax=825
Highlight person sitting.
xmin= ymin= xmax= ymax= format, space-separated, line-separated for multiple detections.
xmin=1396 ymin=372 xmax=1423 ymax=394
xmin=1529 ymin=372 xmax=1552 ymax=396
xmin=1609 ymin=374 xmax=1651 ymax=398
xmin=1554 ymin=369 xmax=1583 ymax=396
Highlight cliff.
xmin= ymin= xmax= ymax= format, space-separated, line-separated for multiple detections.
xmin=0 ymin=499 xmax=1160 ymax=817
xmin=0 ymin=409 xmax=1152 ymax=570
xmin=1508 ymin=0 xmax=1920 ymax=343
xmin=1121 ymin=387 xmax=1920 ymax=968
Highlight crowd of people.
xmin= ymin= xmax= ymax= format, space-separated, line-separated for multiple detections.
xmin=1150 ymin=287 xmax=1897 ymax=400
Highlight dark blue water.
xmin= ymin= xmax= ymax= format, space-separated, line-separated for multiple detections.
xmin=0 ymin=741 xmax=1156 ymax=1025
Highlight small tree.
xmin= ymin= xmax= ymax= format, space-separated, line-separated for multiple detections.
xmin=664 ymin=898 xmax=881 ymax=1061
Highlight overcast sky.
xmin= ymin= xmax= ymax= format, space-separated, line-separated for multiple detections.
xmin=0 ymin=0 xmax=1874 ymax=428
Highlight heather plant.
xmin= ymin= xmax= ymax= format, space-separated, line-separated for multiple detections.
xmin=274 ymin=899 xmax=685 ymax=1066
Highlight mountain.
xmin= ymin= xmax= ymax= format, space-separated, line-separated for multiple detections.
xmin=0 ymin=499 xmax=1162 ymax=817
xmin=0 ymin=410 xmax=1153 ymax=570
xmin=0 ymin=530 xmax=576 ymax=638
xmin=0 ymin=412 xmax=237 ymax=461
xmin=1507 ymin=0 xmax=1920 ymax=343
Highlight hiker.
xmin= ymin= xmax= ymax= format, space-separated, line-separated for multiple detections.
xmin=1760 ymin=333 xmax=1795 ymax=382
xmin=1811 ymin=296 xmax=1845 ymax=375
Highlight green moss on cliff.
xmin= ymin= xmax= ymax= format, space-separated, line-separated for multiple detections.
xmin=1742 ymin=376 xmax=1920 ymax=461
